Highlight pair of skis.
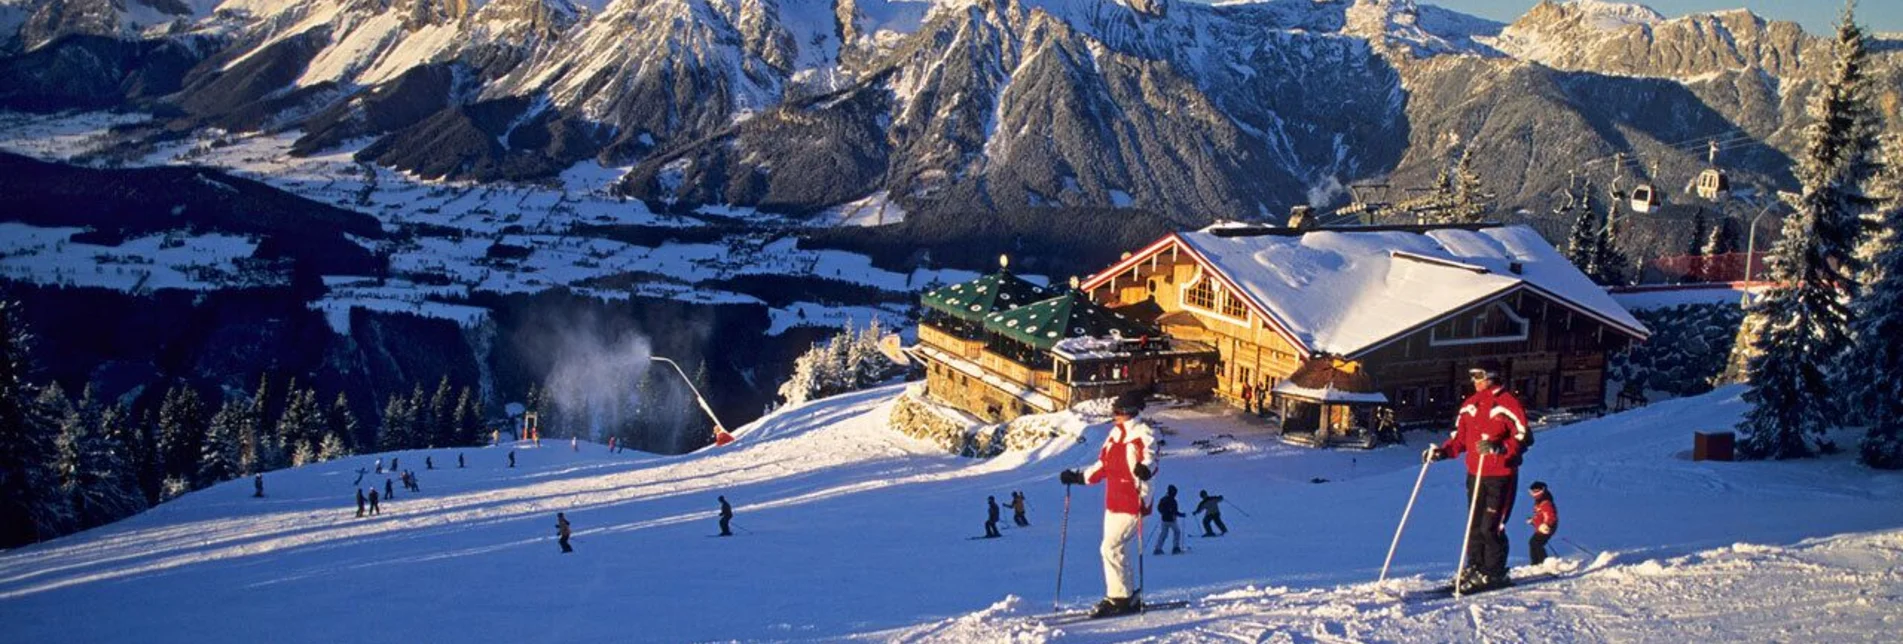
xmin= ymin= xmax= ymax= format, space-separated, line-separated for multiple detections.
xmin=1034 ymin=599 xmax=1192 ymax=625
xmin=1379 ymin=450 xmax=1498 ymax=599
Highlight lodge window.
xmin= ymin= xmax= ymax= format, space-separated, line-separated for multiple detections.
xmin=1430 ymin=302 xmax=1530 ymax=347
xmin=1397 ymin=387 xmax=1422 ymax=407
xmin=1561 ymin=375 xmax=1578 ymax=394
xmin=1185 ymin=277 xmax=1216 ymax=310
xmin=1221 ymin=291 xmax=1249 ymax=320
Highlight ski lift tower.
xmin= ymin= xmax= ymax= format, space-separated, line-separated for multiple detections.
xmin=652 ymin=356 xmax=736 ymax=447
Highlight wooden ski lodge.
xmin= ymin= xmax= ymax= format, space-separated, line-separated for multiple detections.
xmin=910 ymin=222 xmax=1648 ymax=446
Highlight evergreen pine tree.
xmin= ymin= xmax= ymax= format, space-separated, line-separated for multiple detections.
xmin=127 ymin=408 xmax=163 ymax=505
xmin=1852 ymin=137 xmax=1903 ymax=468
xmin=0 ymin=298 xmax=43 ymax=546
xmin=156 ymin=386 xmax=206 ymax=486
xmin=277 ymin=387 xmax=323 ymax=466
xmin=200 ymin=398 xmax=243 ymax=484
xmin=1591 ymin=201 xmax=1630 ymax=285
xmin=428 ymin=376 xmax=454 ymax=448
xmin=1447 ymin=148 xmax=1491 ymax=224
xmin=454 ymin=387 xmax=482 ymax=446
xmin=1737 ymin=5 xmax=1881 ymax=459
xmin=1703 ymin=218 xmax=1739 ymax=257
xmin=26 ymin=383 xmax=75 ymax=538
xmin=238 ymin=375 xmax=268 ymax=475
xmin=324 ymin=392 xmax=358 ymax=453
xmin=61 ymin=385 xmax=144 ymax=529
xmin=317 ymin=431 xmax=350 ymax=461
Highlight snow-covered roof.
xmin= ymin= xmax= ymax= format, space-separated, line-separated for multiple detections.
xmin=1271 ymin=380 xmax=1390 ymax=405
xmin=1090 ymin=224 xmax=1648 ymax=357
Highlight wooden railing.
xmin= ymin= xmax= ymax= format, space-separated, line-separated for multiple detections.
xmin=919 ymin=324 xmax=984 ymax=360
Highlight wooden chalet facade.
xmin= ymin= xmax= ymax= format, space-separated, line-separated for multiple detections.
xmin=1078 ymin=223 xmax=1650 ymax=439
xmin=911 ymin=263 xmax=1219 ymax=423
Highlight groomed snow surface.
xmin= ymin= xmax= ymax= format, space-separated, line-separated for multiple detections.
xmin=2 ymin=385 xmax=1900 ymax=642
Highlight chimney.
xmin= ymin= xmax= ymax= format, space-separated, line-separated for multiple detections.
xmin=1288 ymin=205 xmax=1315 ymax=230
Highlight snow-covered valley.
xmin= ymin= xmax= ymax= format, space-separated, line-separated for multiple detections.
xmin=2 ymin=383 xmax=1897 ymax=642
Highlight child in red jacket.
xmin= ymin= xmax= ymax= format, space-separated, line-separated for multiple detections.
xmin=1527 ymin=481 xmax=1558 ymax=565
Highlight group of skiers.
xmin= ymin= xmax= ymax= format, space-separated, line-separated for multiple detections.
xmin=1051 ymin=358 xmax=1561 ymax=617
xmin=982 ymin=492 xmax=1031 ymax=538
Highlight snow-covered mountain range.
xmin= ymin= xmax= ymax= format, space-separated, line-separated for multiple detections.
xmin=2 ymin=0 xmax=1897 ymax=220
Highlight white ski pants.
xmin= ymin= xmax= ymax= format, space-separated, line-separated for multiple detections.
xmin=1101 ymin=510 xmax=1140 ymax=598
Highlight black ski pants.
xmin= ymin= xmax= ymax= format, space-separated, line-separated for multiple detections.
xmin=559 ymin=535 xmax=572 ymax=553
xmin=985 ymin=519 xmax=1001 ymax=538
xmin=1529 ymin=531 xmax=1551 ymax=565
xmin=1014 ymin=512 xmax=1029 ymax=527
xmin=1463 ymin=473 xmax=1516 ymax=578
xmin=1201 ymin=514 xmax=1227 ymax=536
xmin=719 ymin=516 xmax=732 ymax=536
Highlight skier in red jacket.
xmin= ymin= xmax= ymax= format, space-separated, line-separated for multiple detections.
xmin=1059 ymin=390 xmax=1157 ymax=618
xmin=1425 ymin=359 xmax=1529 ymax=593
xmin=1527 ymin=481 xmax=1558 ymax=565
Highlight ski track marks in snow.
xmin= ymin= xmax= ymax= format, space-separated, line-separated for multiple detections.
xmin=3 ymin=386 xmax=1903 ymax=641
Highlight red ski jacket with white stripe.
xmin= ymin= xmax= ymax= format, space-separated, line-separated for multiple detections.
xmin=1440 ymin=385 xmax=1528 ymax=478
xmin=1531 ymin=496 xmax=1558 ymax=535
xmin=1083 ymin=419 xmax=1156 ymax=516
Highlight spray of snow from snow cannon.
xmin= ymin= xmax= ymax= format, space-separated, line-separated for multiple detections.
xmin=519 ymin=310 xmax=708 ymax=453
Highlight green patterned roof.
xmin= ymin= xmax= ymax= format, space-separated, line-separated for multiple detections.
xmin=920 ymin=271 xmax=1054 ymax=322
xmin=982 ymin=292 xmax=1158 ymax=351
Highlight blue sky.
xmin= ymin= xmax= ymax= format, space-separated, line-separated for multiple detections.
xmin=1426 ymin=1 xmax=1903 ymax=35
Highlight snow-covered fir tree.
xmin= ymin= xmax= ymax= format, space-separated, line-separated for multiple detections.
xmin=1688 ymin=210 xmax=1710 ymax=256
xmin=1737 ymin=5 xmax=1881 ymax=460
xmin=1851 ymin=137 xmax=1903 ymax=468
xmin=317 ymin=432 xmax=350 ymax=462
xmin=156 ymin=386 xmax=206 ymax=487
xmin=324 ymin=392 xmax=358 ymax=454
xmin=200 ymin=398 xmax=243 ymax=484
xmin=1703 ymin=218 xmax=1739 ymax=257
xmin=428 ymin=376 xmax=454 ymax=447
xmin=1445 ymin=147 xmax=1491 ymax=224
xmin=277 ymin=386 xmax=323 ymax=466
xmin=27 ymin=383 xmax=76 ymax=537
xmin=0 ymin=299 xmax=44 ymax=546
xmin=453 ymin=387 xmax=483 ymax=447
xmin=778 ymin=319 xmax=904 ymax=407
xmin=239 ymin=376 xmax=268 ymax=475
xmin=59 ymin=385 xmax=144 ymax=529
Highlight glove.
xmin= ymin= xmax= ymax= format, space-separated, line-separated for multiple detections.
xmin=1059 ymin=469 xmax=1084 ymax=485
xmin=1478 ymin=440 xmax=1504 ymax=455
xmin=1133 ymin=463 xmax=1153 ymax=481
xmin=1422 ymin=447 xmax=1442 ymax=463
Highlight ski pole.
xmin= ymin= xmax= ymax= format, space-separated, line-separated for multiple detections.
xmin=1561 ymin=536 xmax=1599 ymax=558
xmin=1453 ymin=452 xmax=1489 ymax=598
xmin=1221 ymin=499 xmax=1254 ymax=519
xmin=1054 ymin=483 xmax=1072 ymax=612
xmin=1137 ymin=507 xmax=1146 ymax=594
xmin=1379 ymin=454 xmax=1434 ymax=583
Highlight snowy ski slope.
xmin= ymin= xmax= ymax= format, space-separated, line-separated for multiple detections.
xmin=1 ymin=384 xmax=1899 ymax=642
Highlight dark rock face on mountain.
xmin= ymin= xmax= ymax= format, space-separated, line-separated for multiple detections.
xmin=1 ymin=0 xmax=1899 ymax=220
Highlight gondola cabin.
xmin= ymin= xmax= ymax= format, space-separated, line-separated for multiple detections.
xmin=1630 ymin=184 xmax=1661 ymax=213
xmin=1694 ymin=169 xmax=1730 ymax=201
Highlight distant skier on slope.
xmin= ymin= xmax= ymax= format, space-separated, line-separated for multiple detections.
xmin=458 ymin=453 xmax=465 ymax=468
xmin=356 ymin=489 xmax=367 ymax=518
xmin=556 ymin=513 xmax=573 ymax=553
xmin=375 ymin=457 xmax=384 ymax=474
xmin=1056 ymin=390 xmax=1157 ymax=618
xmin=385 ymin=478 xmax=395 ymax=500
xmin=508 ymin=450 xmax=516 ymax=468
xmin=1011 ymin=491 xmax=1029 ymax=527
xmin=1193 ymin=491 xmax=1227 ymax=537
xmin=1424 ymin=359 xmax=1529 ymax=593
xmin=253 ymin=474 xmax=264 ymax=498
xmin=718 ymin=496 xmax=734 ymax=536
xmin=426 ymin=456 xmax=434 ymax=470
xmin=1527 ymin=481 xmax=1558 ymax=565
xmin=1154 ymin=485 xmax=1184 ymax=555
xmin=367 ymin=489 xmax=380 ymax=515
xmin=984 ymin=496 xmax=1002 ymax=538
